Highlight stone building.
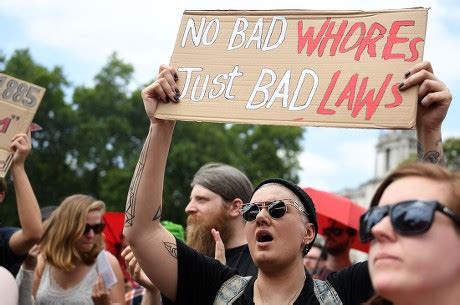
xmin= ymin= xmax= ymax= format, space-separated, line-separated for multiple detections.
xmin=340 ymin=130 xmax=417 ymax=208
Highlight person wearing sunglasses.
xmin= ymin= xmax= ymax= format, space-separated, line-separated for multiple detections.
xmin=25 ymin=194 xmax=126 ymax=305
xmin=361 ymin=162 xmax=460 ymax=305
xmin=314 ymin=222 xmax=357 ymax=280
xmin=121 ymin=67 xmax=372 ymax=305
xmin=235 ymin=178 xmax=374 ymax=304
xmin=123 ymin=58 xmax=451 ymax=305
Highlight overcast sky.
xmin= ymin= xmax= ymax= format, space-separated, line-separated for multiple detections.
xmin=1 ymin=0 xmax=459 ymax=193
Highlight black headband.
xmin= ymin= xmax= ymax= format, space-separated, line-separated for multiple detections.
xmin=252 ymin=178 xmax=318 ymax=251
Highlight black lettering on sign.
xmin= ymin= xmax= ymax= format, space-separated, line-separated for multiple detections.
xmin=0 ymin=75 xmax=41 ymax=107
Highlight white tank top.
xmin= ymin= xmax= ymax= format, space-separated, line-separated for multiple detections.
xmin=35 ymin=262 xmax=98 ymax=305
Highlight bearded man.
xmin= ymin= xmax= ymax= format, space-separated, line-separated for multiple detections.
xmin=315 ymin=220 xmax=356 ymax=280
xmin=185 ymin=163 xmax=257 ymax=276
xmin=122 ymin=163 xmax=257 ymax=305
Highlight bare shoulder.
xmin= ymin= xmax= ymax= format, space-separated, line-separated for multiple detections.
xmin=104 ymin=250 xmax=118 ymax=262
xmin=104 ymin=251 xmax=122 ymax=271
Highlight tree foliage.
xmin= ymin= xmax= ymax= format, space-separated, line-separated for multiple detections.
xmin=0 ymin=49 xmax=304 ymax=226
xmin=444 ymin=137 xmax=460 ymax=171
xmin=398 ymin=137 xmax=460 ymax=170
xmin=164 ymin=122 xmax=303 ymax=224
xmin=1 ymin=49 xmax=78 ymax=224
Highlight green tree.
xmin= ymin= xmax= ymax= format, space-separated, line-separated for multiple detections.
xmin=72 ymin=53 xmax=148 ymax=210
xmin=1 ymin=49 xmax=78 ymax=225
xmin=1 ymin=49 xmax=305 ymax=227
xmin=71 ymin=54 xmax=305 ymax=223
xmin=226 ymin=124 xmax=302 ymax=184
xmin=444 ymin=137 xmax=460 ymax=170
xmin=162 ymin=122 xmax=304 ymax=225
xmin=399 ymin=137 xmax=460 ymax=171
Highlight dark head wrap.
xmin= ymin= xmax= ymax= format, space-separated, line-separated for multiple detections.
xmin=252 ymin=178 xmax=318 ymax=253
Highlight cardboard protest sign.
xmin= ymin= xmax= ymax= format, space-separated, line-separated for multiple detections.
xmin=156 ymin=8 xmax=428 ymax=129
xmin=0 ymin=73 xmax=45 ymax=177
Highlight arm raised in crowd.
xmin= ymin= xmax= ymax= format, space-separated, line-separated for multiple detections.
xmin=122 ymin=246 xmax=162 ymax=305
xmin=9 ymin=132 xmax=42 ymax=256
xmin=123 ymin=65 xmax=180 ymax=301
xmin=400 ymin=61 xmax=452 ymax=164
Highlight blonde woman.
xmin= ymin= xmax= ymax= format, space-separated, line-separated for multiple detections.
xmin=32 ymin=194 xmax=125 ymax=304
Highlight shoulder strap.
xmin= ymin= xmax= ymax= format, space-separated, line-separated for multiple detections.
xmin=313 ymin=279 xmax=343 ymax=305
xmin=214 ymin=275 xmax=252 ymax=305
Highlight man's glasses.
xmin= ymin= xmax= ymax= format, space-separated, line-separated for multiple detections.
xmin=240 ymin=199 xmax=307 ymax=222
xmin=84 ymin=223 xmax=105 ymax=234
xmin=324 ymin=227 xmax=345 ymax=237
xmin=359 ymin=200 xmax=460 ymax=243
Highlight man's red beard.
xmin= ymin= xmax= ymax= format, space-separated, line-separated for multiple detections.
xmin=186 ymin=206 xmax=232 ymax=257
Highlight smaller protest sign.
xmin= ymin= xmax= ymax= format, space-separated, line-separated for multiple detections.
xmin=0 ymin=73 xmax=45 ymax=177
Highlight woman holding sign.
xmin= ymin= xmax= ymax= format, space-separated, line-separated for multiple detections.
xmin=27 ymin=195 xmax=125 ymax=305
xmin=123 ymin=61 xmax=451 ymax=305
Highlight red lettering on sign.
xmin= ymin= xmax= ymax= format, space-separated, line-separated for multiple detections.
xmin=317 ymin=70 xmax=341 ymax=115
xmin=339 ymin=22 xmax=365 ymax=53
xmin=383 ymin=20 xmax=413 ymax=60
xmin=406 ymin=37 xmax=424 ymax=62
xmin=318 ymin=20 xmax=348 ymax=56
xmin=297 ymin=19 xmax=423 ymax=61
xmin=385 ymin=83 xmax=403 ymax=108
xmin=297 ymin=19 xmax=330 ymax=55
xmin=317 ymin=72 xmax=400 ymax=120
xmin=355 ymin=22 xmax=386 ymax=61
xmin=352 ymin=74 xmax=393 ymax=120
xmin=335 ymin=73 xmax=358 ymax=110
xmin=0 ymin=117 xmax=12 ymax=134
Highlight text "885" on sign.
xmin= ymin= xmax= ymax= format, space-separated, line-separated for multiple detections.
xmin=0 ymin=75 xmax=42 ymax=107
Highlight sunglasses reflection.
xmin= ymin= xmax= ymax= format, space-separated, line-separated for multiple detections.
xmin=359 ymin=200 xmax=460 ymax=243
xmin=240 ymin=199 xmax=307 ymax=222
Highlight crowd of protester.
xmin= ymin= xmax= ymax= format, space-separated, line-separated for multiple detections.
xmin=0 ymin=59 xmax=458 ymax=305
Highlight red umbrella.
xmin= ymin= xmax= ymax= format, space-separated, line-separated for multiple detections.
xmin=102 ymin=211 xmax=125 ymax=257
xmin=102 ymin=212 xmax=140 ymax=288
xmin=304 ymin=187 xmax=369 ymax=252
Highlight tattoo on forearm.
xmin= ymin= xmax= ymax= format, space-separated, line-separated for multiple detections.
xmin=125 ymin=131 xmax=151 ymax=227
xmin=163 ymin=242 xmax=177 ymax=259
xmin=152 ymin=205 xmax=162 ymax=221
xmin=417 ymin=139 xmax=445 ymax=165
xmin=422 ymin=151 xmax=441 ymax=163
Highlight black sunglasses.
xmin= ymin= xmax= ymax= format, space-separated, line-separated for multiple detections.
xmin=360 ymin=200 xmax=460 ymax=243
xmin=240 ymin=199 xmax=307 ymax=222
xmin=84 ymin=223 xmax=105 ymax=234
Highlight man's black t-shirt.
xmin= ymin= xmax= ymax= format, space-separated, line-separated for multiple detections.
xmin=162 ymin=242 xmax=258 ymax=305
xmin=225 ymin=243 xmax=257 ymax=277
xmin=175 ymin=238 xmax=373 ymax=305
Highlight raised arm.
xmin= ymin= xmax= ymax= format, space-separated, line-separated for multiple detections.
xmin=122 ymin=245 xmax=162 ymax=305
xmin=400 ymin=61 xmax=452 ymax=165
xmin=123 ymin=65 xmax=180 ymax=301
xmin=9 ymin=132 xmax=43 ymax=256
